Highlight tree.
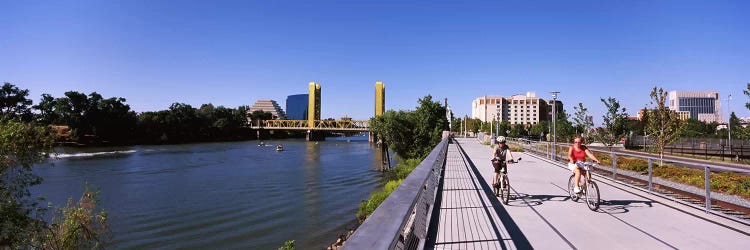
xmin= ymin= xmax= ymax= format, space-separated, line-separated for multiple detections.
xmin=572 ymin=103 xmax=593 ymax=142
xmin=744 ymin=83 xmax=750 ymax=110
xmin=370 ymin=95 xmax=447 ymax=159
xmin=646 ymin=87 xmax=683 ymax=157
xmin=596 ymin=97 xmax=628 ymax=147
xmin=33 ymin=94 xmax=59 ymax=124
xmin=529 ymin=121 xmax=548 ymax=139
xmin=679 ymin=118 xmax=716 ymax=138
xmin=0 ymin=119 xmax=55 ymax=246
xmin=0 ymin=83 xmax=33 ymax=121
xmin=729 ymin=112 xmax=748 ymax=140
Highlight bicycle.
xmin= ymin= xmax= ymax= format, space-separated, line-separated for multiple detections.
xmin=491 ymin=157 xmax=521 ymax=205
xmin=567 ymin=161 xmax=600 ymax=211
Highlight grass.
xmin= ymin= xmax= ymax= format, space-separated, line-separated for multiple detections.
xmin=356 ymin=158 xmax=421 ymax=221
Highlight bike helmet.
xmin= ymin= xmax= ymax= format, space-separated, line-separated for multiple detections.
xmin=496 ymin=136 xmax=506 ymax=143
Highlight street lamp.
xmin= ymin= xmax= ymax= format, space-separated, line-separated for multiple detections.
xmin=551 ymin=91 xmax=560 ymax=159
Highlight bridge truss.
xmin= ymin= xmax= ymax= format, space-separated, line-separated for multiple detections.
xmin=251 ymin=120 xmax=370 ymax=132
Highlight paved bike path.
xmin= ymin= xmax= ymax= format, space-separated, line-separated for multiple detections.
xmin=453 ymin=137 xmax=750 ymax=249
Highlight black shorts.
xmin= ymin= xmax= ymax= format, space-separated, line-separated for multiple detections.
xmin=492 ymin=160 xmax=507 ymax=174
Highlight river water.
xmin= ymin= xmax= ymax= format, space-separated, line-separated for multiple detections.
xmin=32 ymin=136 xmax=385 ymax=249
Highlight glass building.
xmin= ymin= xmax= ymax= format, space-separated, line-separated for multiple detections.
xmin=286 ymin=94 xmax=308 ymax=120
xmin=668 ymin=90 xmax=722 ymax=123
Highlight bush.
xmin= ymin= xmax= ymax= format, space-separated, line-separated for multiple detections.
xmin=357 ymin=180 xmax=403 ymax=221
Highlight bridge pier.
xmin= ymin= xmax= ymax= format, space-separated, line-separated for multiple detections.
xmin=306 ymin=130 xmax=325 ymax=141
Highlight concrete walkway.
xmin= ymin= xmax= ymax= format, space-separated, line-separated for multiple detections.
xmin=426 ymin=137 xmax=750 ymax=249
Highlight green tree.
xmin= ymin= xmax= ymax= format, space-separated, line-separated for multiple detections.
xmin=572 ymin=103 xmax=593 ymax=141
xmin=33 ymin=94 xmax=59 ymax=124
xmin=0 ymin=119 xmax=55 ymax=247
xmin=595 ymin=97 xmax=628 ymax=147
xmin=529 ymin=121 xmax=548 ymax=139
xmin=646 ymin=87 xmax=683 ymax=157
xmin=370 ymin=95 xmax=447 ymax=159
xmin=744 ymin=83 xmax=750 ymax=110
xmin=0 ymin=83 xmax=33 ymax=121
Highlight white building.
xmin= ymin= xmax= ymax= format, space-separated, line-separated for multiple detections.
xmin=471 ymin=92 xmax=558 ymax=126
xmin=667 ymin=90 xmax=722 ymax=123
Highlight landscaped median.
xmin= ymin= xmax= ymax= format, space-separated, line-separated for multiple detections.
xmin=520 ymin=142 xmax=750 ymax=203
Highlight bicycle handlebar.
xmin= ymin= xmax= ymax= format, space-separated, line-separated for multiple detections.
xmin=574 ymin=161 xmax=599 ymax=170
xmin=492 ymin=157 xmax=522 ymax=164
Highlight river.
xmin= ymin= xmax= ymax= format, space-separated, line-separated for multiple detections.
xmin=32 ymin=136 xmax=386 ymax=249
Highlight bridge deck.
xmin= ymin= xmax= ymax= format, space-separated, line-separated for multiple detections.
xmin=427 ymin=138 xmax=750 ymax=249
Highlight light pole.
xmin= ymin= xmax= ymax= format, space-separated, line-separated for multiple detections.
xmin=496 ymin=111 xmax=500 ymax=138
xmin=727 ymin=94 xmax=732 ymax=157
xmin=551 ymin=91 xmax=560 ymax=159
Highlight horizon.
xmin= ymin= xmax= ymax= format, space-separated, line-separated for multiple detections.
xmin=2 ymin=1 xmax=748 ymax=124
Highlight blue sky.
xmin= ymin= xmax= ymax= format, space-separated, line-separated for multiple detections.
xmin=2 ymin=0 xmax=748 ymax=125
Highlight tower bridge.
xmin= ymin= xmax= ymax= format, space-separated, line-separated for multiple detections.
xmin=250 ymin=81 xmax=386 ymax=140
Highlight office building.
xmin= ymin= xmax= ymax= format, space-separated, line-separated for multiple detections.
xmin=248 ymin=99 xmax=287 ymax=120
xmin=286 ymin=94 xmax=308 ymax=120
xmin=668 ymin=90 xmax=722 ymax=123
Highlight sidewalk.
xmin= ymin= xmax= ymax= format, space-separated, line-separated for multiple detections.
xmin=433 ymin=138 xmax=750 ymax=249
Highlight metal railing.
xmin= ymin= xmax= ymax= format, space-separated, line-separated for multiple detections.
xmin=509 ymin=138 xmax=750 ymax=216
xmin=344 ymin=137 xmax=449 ymax=250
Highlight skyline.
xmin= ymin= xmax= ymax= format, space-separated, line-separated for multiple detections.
xmin=2 ymin=1 xmax=749 ymax=125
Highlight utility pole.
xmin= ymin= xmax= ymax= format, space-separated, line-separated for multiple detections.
xmin=551 ymin=91 xmax=560 ymax=159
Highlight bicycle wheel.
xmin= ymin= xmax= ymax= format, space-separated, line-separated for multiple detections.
xmin=585 ymin=181 xmax=600 ymax=211
xmin=567 ymin=175 xmax=579 ymax=202
xmin=501 ymin=174 xmax=510 ymax=205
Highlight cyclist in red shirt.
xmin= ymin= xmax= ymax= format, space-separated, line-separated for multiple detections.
xmin=568 ymin=136 xmax=600 ymax=193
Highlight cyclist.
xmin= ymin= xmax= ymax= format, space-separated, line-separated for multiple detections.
xmin=568 ymin=136 xmax=601 ymax=194
xmin=491 ymin=136 xmax=515 ymax=187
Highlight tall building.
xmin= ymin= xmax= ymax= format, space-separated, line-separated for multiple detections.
xmin=471 ymin=92 xmax=560 ymax=126
xmin=308 ymin=82 xmax=321 ymax=127
xmin=668 ymin=90 xmax=722 ymax=123
xmin=375 ymin=81 xmax=385 ymax=116
xmin=248 ymin=99 xmax=287 ymax=120
xmin=286 ymin=94 xmax=308 ymax=120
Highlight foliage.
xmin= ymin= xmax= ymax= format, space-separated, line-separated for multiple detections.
xmin=572 ymin=103 xmax=593 ymax=142
xmin=0 ymin=119 xmax=55 ymax=247
xmin=509 ymin=124 xmax=527 ymax=138
xmin=39 ymin=188 xmax=109 ymax=250
xmin=744 ymin=83 xmax=750 ymax=110
xmin=357 ymin=180 xmax=403 ymax=221
xmin=278 ymin=240 xmax=295 ymax=250
xmin=370 ymin=95 xmax=447 ymax=159
xmin=595 ymin=97 xmax=628 ymax=147
xmin=552 ymin=109 xmax=575 ymax=143
xmin=528 ymin=121 xmax=548 ymax=139
xmin=645 ymin=87 xmax=683 ymax=156
xmin=357 ymin=158 xmax=420 ymax=221
xmin=679 ymin=118 xmax=719 ymax=138
xmin=0 ymin=82 xmax=33 ymax=121
xmin=728 ymin=112 xmax=749 ymax=140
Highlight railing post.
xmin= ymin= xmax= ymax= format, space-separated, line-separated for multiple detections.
xmin=704 ymin=166 xmax=711 ymax=213
xmin=648 ymin=158 xmax=653 ymax=191
xmin=611 ymin=153 xmax=617 ymax=179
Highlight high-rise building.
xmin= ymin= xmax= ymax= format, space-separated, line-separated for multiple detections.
xmin=668 ymin=90 xmax=722 ymax=123
xmin=248 ymin=99 xmax=287 ymax=120
xmin=471 ymin=92 xmax=560 ymax=126
xmin=286 ymin=94 xmax=308 ymax=120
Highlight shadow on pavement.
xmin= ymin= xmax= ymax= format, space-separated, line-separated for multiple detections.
xmin=597 ymin=199 xmax=655 ymax=214
xmin=459 ymin=141 xmax=533 ymax=250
